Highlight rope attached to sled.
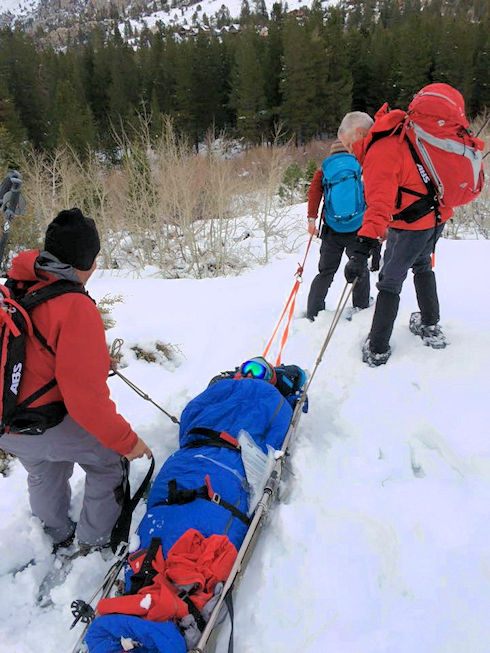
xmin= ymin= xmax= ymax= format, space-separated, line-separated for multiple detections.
xmin=262 ymin=234 xmax=313 ymax=366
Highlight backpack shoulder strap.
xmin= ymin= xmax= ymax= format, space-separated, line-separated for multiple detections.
xmin=19 ymin=279 xmax=88 ymax=312
xmin=19 ymin=280 xmax=90 ymax=355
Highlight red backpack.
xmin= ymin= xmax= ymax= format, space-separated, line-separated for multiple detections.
xmin=0 ymin=280 xmax=86 ymax=435
xmin=405 ymin=83 xmax=485 ymax=208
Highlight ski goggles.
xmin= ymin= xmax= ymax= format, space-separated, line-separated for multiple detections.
xmin=239 ymin=357 xmax=276 ymax=383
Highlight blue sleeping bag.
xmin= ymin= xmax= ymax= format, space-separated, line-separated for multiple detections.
xmin=86 ymin=371 xmax=303 ymax=653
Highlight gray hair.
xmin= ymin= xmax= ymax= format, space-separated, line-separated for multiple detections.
xmin=337 ymin=112 xmax=374 ymax=138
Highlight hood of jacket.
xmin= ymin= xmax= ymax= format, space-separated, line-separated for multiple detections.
xmin=7 ymin=250 xmax=81 ymax=285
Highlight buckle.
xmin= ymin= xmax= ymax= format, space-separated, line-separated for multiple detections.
xmin=211 ymin=492 xmax=221 ymax=504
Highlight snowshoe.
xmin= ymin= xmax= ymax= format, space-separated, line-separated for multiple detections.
xmin=409 ymin=312 xmax=448 ymax=349
xmin=37 ymin=548 xmax=83 ymax=607
xmin=37 ymin=543 xmax=112 ymax=607
xmin=362 ymin=338 xmax=391 ymax=367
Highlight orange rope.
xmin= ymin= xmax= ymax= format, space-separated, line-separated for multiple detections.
xmin=262 ymin=235 xmax=314 ymax=366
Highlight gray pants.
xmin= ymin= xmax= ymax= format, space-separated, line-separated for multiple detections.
xmin=377 ymin=224 xmax=445 ymax=295
xmin=0 ymin=416 xmax=125 ymax=546
xmin=368 ymin=224 xmax=445 ymax=353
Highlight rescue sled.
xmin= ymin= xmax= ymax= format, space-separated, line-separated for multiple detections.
xmin=82 ymin=358 xmax=307 ymax=653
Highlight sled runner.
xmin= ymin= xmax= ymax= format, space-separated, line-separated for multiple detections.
xmin=75 ymin=358 xmax=308 ymax=653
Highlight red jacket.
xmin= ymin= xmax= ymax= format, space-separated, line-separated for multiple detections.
xmin=7 ymin=250 xmax=138 ymax=456
xmin=353 ymin=106 xmax=453 ymax=240
xmin=97 ymin=529 xmax=237 ymax=621
xmin=307 ymin=169 xmax=324 ymax=219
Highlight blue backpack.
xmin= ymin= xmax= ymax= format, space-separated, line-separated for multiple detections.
xmin=321 ymin=153 xmax=365 ymax=233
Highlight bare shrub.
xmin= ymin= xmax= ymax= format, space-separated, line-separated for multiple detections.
xmin=131 ymin=341 xmax=182 ymax=364
xmin=97 ymin=293 xmax=124 ymax=330
xmin=236 ymin=128 xmax=297 ymax=263
xmin=6 ymin=119 xmax=310 ymax=276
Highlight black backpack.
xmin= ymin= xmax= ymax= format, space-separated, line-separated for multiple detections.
xmin=0 ymin=279 xmax=87 ymax=435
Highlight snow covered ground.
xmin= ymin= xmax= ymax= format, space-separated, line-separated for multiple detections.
xmin=0 ymin=203 xmax=489 ymax=652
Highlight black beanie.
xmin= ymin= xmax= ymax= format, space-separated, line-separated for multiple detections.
xmin=44 ymin=208 xmax=100 ymax=271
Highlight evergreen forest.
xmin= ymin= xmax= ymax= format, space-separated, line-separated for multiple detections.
xmin=0 ymin=0 xmax=488 ymax=161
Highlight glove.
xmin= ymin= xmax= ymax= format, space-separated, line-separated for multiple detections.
xmin=370 ymin=241 xmax=382 ymax=272
xmin=344 ymin=237 xmax=377 ymax=283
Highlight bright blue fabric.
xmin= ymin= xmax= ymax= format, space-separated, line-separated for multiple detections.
xmin=321 ymin=153 xmax=365 ymax=233
xmin=86 ymin=378 xmax=294 ymax=653
xmin=178 ymin=378 xmax=292 ymax=452
xmin=140 ymin=379 xmax=293 ymax=554
xmin=85 ymin=615 xmax=186 ymax=653
xmin=141 ymin=445 xmax=249 ymax=553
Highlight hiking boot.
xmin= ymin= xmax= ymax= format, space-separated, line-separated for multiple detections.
xmin=51 ymin=522 xmax=76 ymax=555
xmin=362 ymin=338 xmax=391 ymax=367
xmin=409 ymin=312 xmax=448 ymax=349
xmin=345 ymin=297 xmax=374 ymax=321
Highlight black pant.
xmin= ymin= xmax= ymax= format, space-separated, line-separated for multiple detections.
xmin=369 ymin=224 xmax=445 ymax=353
xmin=307 ymin=226 xmax=370 ymax=319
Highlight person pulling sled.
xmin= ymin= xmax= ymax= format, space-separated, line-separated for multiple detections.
xmin=0 ymin=208 xmax=152 ymax=561
xmin=305 ymin=138 xmax=381 ymax=322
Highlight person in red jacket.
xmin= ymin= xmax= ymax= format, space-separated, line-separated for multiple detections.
xmin=339 ymin=108 xmax=452 ymax=366
xmin=0 ymin=208 xmax=152 ymax=553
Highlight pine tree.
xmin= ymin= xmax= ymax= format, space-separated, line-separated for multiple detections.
xmin=0 ymin=30 xmax=52 ymax=149
xmin=54 ymin=79 xmax=96 ymax=154
xmin=395 ymin=14 xmax=433 ymax=106
xmin=229 ymin=29 xmax=268 ymax=143
xmin=323 ymin=8 xmax=352 ymax=133
xmin=281 ymin=15 xmax=329 ymax=143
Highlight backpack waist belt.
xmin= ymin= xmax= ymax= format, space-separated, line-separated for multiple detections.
xmin=184 ymin=427 xmax=241 ymax=452
xmin=162 ymin=477 xmax=251 ymax=527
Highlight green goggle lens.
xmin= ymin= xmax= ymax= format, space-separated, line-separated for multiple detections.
xmin=240 ymin=359 xmax=272 ymax=381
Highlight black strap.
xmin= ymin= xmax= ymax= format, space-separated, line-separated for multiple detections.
xmin=110 ymin=455 xmax=155 ymax=552
xmin=15 ymin=378 xmax=57 ymax=410
xmin=185 ymin=427 xmax=241 ymax=452
xmin=18 ymin=279 xmax=88 ymax=311
xmin=4 ymin=280 xmax=90 ymax=411
xmin=179 ymin=590 xmax=207 ymax=632
xmin=164 ymin=479 xmax=251 ymax=527
xmin=365 ymin=127 xmax=440 ymax=225
xmin=392 ymin=138 xmax=439 ymax=223
xmin=324 ymin=171 xmax=360 ymax=190
xmin=392 ymin=194 xmax=438 ymax=223
xmin=128 ymin=536 xmax=161 ymax=594
xmin=395 ymin=186 xmax=425 ymax=209
xmin=225 ymin=590 xmax=235 ymax=653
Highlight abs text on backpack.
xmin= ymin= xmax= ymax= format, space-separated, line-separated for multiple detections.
xmin=321 ymin=153 xmax=365 ymax=233
xmin=0 ymin=280 xmax=86 ymax=435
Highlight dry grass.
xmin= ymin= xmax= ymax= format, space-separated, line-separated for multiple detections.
xmin=4 ymin=117 xmax=297 ymax=276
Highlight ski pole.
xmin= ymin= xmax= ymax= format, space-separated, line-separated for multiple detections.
xmin=109 ymin=339 xmax=180 ymax=425
xmin=70 ymin=542 xmax=130 ymax=653
xmin=302 ymin=279 xmax=356 ymax=397
xmin=0 ymin=170 xmax=23 ymax=270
